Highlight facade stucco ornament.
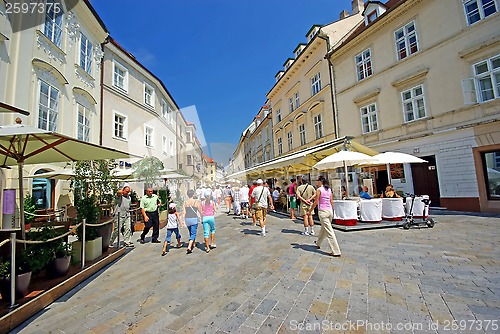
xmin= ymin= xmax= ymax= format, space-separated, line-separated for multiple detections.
xmin=75 ymin=66 xmax=95 ymax=89
xmin=36 ymin=32 xmax=65 ymax=64
xmin=93 ymin=44 xmax=104 ymax=72
xmin=65 ymin=11 xmax=80 ymax=52
xmin=74 ymin=91 xmax=94 ymax=112
xmin=33 ymin=67 xmax=63 ymax=92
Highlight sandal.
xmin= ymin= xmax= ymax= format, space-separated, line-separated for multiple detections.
xmin=206 ymin=247 xmax=210 ymax=253
xmin=186 ymin=248 xmax=192 ymax=254
xmin=314 ymin=240 xmax=320 ymax=249
xmin=161 ymin=251 xmax=167 ymax=256
xmin=210 ymin=244 xmax=217 ymax=249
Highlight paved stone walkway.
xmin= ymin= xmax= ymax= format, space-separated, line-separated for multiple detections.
xmin=12 ymin=210 xmax=500 ymax=333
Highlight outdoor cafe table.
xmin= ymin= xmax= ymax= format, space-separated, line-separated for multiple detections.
xmin=405 ymin=195 xmax=429 ymax=218
xmin=359 ymin=198 xmax=383 ymax=223
xmin=382 ymin=198 xmax=405 ymax=221
xmin=333 ymin=200 xmax=358 ymax=226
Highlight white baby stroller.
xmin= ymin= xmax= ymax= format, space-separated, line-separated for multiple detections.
xmin=402 ymin=194 xmax=435 ymax=229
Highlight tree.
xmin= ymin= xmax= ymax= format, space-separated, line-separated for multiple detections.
xmin=133 ymin=156 xmax=164 ymax=188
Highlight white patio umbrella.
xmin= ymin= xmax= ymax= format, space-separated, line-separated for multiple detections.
xmin=370 ymin=152 xmax=427 ymax=184
xmin=0 ymin=124 xmax=138 ymax=238
xmin=313 ymin=150 xmax=379 ymax=197
xmin=26 ymin=168 xmax=137 ymax=181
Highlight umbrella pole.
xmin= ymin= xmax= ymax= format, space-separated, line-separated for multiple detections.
xmin=386 ymin=163 xmax=392 ymax=185
xmin=344 ymin=160 xmax=349 ymax=198
xmin=18 ymin=163 xmax=26 ymax=241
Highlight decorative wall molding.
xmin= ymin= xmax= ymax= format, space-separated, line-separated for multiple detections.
xmin=36 ymin=30 xmax=65 ymax=64
xmin=75 ymin=64 xmax=95 ymax=89
xmin=33 ymin=67 xmax=64 ymax=92
xmin=65 ymin=11 xmax=80 ymax=53
xmin=93 ymin=44 xmax=104 ymax=72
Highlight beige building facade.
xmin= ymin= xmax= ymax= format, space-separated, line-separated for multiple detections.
xmin=0 ymin=0 xmax=108 ymax=225
xmin=328 ymin=0 xmax=500 ymax=212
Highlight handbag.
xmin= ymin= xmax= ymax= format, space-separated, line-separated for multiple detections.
xmin=187 ymin=202 xmax=201 ymax=224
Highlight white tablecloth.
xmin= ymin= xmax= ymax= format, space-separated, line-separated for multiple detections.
xmin=382 ymin=198 xmax=405 ymax=219
xmin=333 ymin=200 xmax=358 ymax=220
xmin=405 ymin=195 xmax=429 ymax=217
xmin=359 ymin=199 xmax=383 ymax=222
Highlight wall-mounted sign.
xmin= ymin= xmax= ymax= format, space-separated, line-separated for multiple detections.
xmin=2 ymin=189 xmax=16 ymax=215
xmin=390 ymin=163 xmax=405 ymax=179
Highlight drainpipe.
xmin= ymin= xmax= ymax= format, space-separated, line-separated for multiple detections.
xmin=317 ymin=32 xmax=339 ymax=139
xmin=99 ymin=37 xmax=110 ymax=146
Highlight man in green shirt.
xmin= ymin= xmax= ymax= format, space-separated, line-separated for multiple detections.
xmin=296 ymin=176 xmax=316 ymax=236
xmin=140 ymin=188 xmax=161 ymax=244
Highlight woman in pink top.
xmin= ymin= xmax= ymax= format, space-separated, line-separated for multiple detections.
xmin=201 ymin=191 xmax=217 ymax=253
xmin=308 ymin=177 xmax=341 ymax=257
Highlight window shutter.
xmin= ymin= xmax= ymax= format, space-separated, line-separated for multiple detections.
xmin=461 ymin=78 xmax=477 ymax=105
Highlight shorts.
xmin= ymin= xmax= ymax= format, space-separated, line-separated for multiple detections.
xmin=164 ymin=228 xmax=181 ymax=242
xmin=255 ymin=207 xmax=267 ymax=221
xmin=290 ymin=196 xmax=297 ymax=209
xmin=300 ymin=204 xmax=314 ymax=215
xmin=202 ymin=216 xmax=216 ymax=238
xmin=240 ymin=202 xmax=249 ymax=209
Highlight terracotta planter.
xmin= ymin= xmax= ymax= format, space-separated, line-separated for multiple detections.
xmin=47 ymin=256 xmax=71 ymax=278
xmin=72 ymin=237 xmax=103 ymax=262
xmin=0 ymin=271 xmax=32 ymax=299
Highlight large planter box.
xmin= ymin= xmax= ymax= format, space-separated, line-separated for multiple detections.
xmin=72 ymin=237 xmax=103 ymax=262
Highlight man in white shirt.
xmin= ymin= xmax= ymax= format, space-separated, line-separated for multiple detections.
xmin=251 ymin=179 xmax=274 ymax=236
xmin=239 ymin=184 xmax=250 ymax=219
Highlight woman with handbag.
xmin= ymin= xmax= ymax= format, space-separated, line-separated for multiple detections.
xmin=183 ymin=189 xmax=202 ymax=254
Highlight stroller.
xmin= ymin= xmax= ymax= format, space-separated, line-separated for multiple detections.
xmin=402 ymin=194 xmax=435 ymax=229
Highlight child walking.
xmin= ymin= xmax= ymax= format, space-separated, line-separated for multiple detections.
xmin=201 ymin=191 xmax=217 ymax=253
xmin=162 ymin=203 xmax=183 ymax=256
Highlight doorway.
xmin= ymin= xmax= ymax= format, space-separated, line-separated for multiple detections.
xmin=411 ymin=155 xmax=441 ymax=207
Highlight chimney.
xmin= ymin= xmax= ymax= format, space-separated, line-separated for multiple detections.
xmin=352 ymin=0 xmax=364 ymax=15
xmin=339 ymin=10 xmax=350 ymax=19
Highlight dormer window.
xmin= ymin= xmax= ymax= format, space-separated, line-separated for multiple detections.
xmin=367 ymin=10 xmax=378 ymax=23
xmin=306 ymin=25 xmax=322 ymax=42
xmin=363 ymin=1 xmax=388 ymax=26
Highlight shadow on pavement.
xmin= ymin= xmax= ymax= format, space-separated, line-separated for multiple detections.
xmin=290 ymin=242 xmax=326 ymax=255
xmin=281 ymin=228 xmax=302 ymax=235
xmin=240 ymin=228 xmax=261 ymax=236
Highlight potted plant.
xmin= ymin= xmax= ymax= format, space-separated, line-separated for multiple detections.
xmin=24 ymin=194 xmax=36 ymax=230
xmin=72 ymin=195 xmax=102 ymax=262
xmin=0 ymin=250 xmax=40 ymax=299
xmin=48 ymin=241 xmax=72 ymax=278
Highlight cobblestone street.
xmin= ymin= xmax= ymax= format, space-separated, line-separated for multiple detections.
xmin=13 ymin=211 xmax=500 ymax=333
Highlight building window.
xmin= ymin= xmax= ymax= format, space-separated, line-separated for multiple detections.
xmin=112 ymin=61 xmax=128 ymax=92
xmin=314 ymin=114 xmax=323 ymax=139
xmin=395 ymin=21 xmax=419 ymax=61
xmin=37 ymin=80 xmax=59 ymax=131
xmin=77 ymin=104 xmax=91 ymax=142
xmin=187 ymin=131 xmax=192 ymax=143
xmin=356 ymin=48 xmax=373 ymax=81
xmin=44 ymin=1 xmax=63 ymax=47
xmin=473 ymin=55 xmax=500 ymax=102
xmin=482 ymin=150 xmax=500 ymax=199
xmin=144 ymin=126 xmax=153 ymax=147
xmin=402 ymin=85 xmax=427 ymax=122
xmin=162 ymin=136 xmax=168 ymax=154
xmin=187 ymin=155 xmax=193 ymax=166
xmin=276 ymin=108 xmax=282 ymax=123
xmin=277 ymin=137 xmax=283 ymax=155
xmin=367 ymin=10 xmax=378 ymax=23
xmin=299 ymin=123 xmax=306 ymax=146
xmin=463 ymin=0 xmax=497 ymax=25
xmin=80 ymin=32 xmax=93 ymax=75
xmin=289 ymin=97 xmax=294 ymax=112
xmin=169 ymin=140 xmax=174 ymax=157
xmin=144 ymin=83 xmax=154 ymax=107
xmin=287 ymin=131 xmax=293 ymax=151
xmin=113 ymin=112 xmax=127 ymax=140
xmin=294 ymin=92 xmax=300 ymax=109
xmin=311 ymin=72 xmax=322 ymax=95
xmin=360 ymin=103 xmax=379 ymax=134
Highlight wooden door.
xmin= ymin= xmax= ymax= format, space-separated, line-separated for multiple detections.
xmin=411 ymin=155 xmax=441 ymax=207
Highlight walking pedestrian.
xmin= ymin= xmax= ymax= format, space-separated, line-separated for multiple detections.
xmin=308 ymin=177 xmax=341 ymax=257
xmin=231 ymin=185 xmax=241 ymax=216
xmin=214 ymin=186 xmax=222 ymax=206
xmin=110 ymin=185 xmax=134 ymax=247
xmin=296 ymin=177 xmax=316 ymax=236
xmin=201 ymin=191 xmax=217 ymax=253
xmin=183 ymin=189 xmax=202 ymax=254
xmin=140 ymin=188 xmax=161 ymax=244
xmin=251 ymin=179 xmax=274 ymax=236
xmin=239 ymin=183 xmax=250 ymax=219
xmin=162 ymin=203 xmax=183 ymax=256
xmin=288 ymin=178 xmax=297 ymax=219
xmin=249 ymin=180 xmax=258 ymax=226
xmin=223 ymin=185 xmax=232 ymax=214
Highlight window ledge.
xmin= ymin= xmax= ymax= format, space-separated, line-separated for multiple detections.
xmin=353 ymin=88 xmax=381 ymax=105
xmin=391 ymin=67 xmax=429 ymax=88
xmin=459 ymin=35 xmax=500 ymax=60
xmin=75 ymin=64 xmax=95 ymax=88
xmin=112 ymin=136 xmax=128 ymax=142
xmin=403 ymin=116 xmax=429 ymax=125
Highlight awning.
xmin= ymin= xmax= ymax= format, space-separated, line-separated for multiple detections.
xmin=0 ymin=102 xmax=30 ymax=116
xmin=226 ymin=136 xmax=378 ymax=179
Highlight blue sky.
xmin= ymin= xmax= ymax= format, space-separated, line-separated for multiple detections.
xmin=92 ymin=0 xmax=348 ymax=165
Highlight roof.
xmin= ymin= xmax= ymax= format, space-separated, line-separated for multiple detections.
xmin=202 ymin=154 xmax=214 ymax=163
xmin=107 ymin=37 xmax=181 ymax=112
xmin=328 ymin=0 xmax=405 ymax=56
